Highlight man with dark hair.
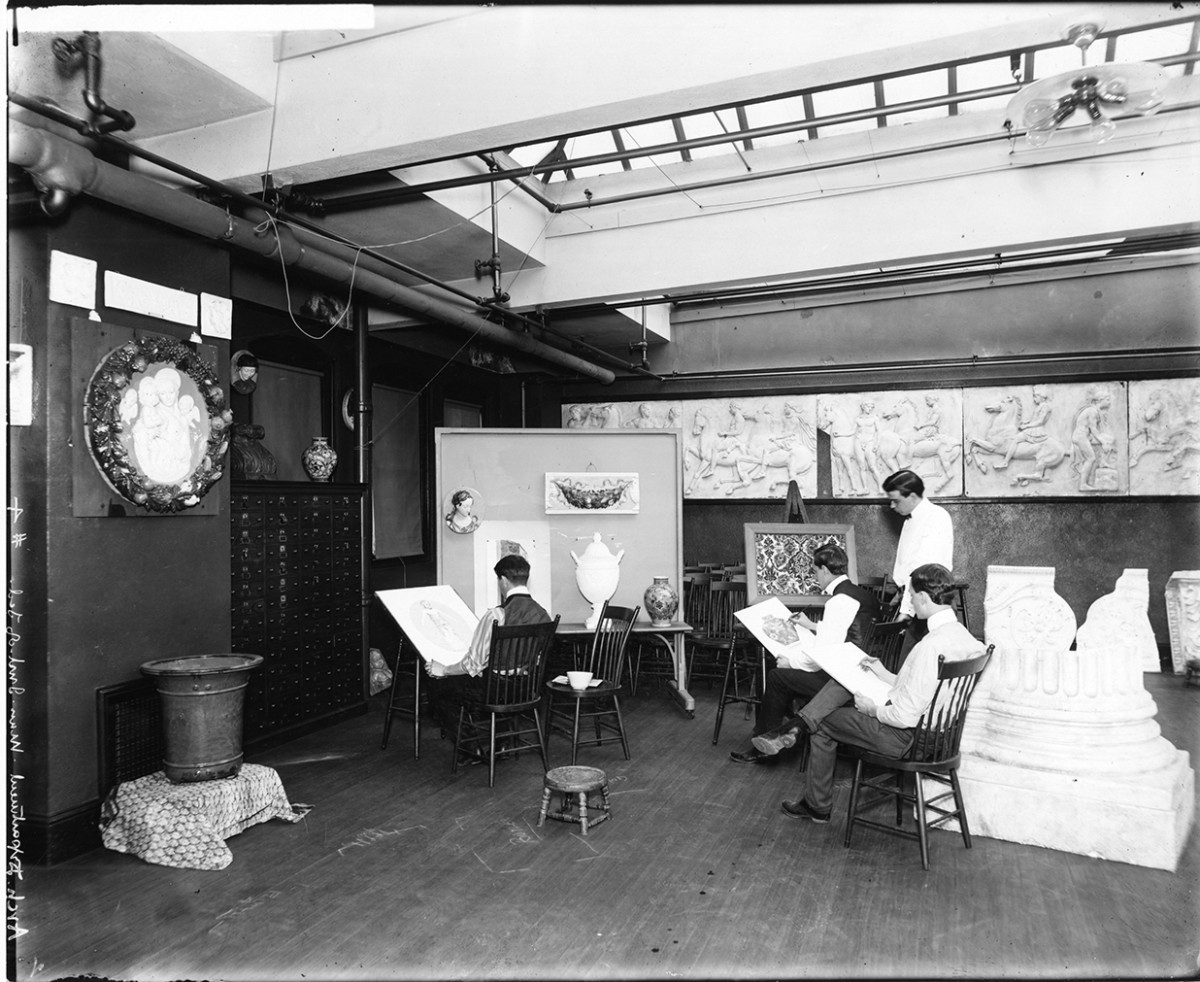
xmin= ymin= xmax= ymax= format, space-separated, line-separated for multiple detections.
xmin=882 ymin=468 xmax=954 ymax=657
xmin=425 ymin=554 xmax=551 ymax=730
xmin=729 ymin=543 xmax=878 ymax=764
xmin=780 ymin=563 xmax=984 ymax=824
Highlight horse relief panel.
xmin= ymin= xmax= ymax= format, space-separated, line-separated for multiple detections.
xmin=817 ymin=389 xmax=964 ymax=497
xmin=562 ymin=396 xmax=818 ymax=500
xmin=963 ymin=381 xmax=1128 ymax=496
xmin=1128 ymin=378 xmax=1200 ymax=496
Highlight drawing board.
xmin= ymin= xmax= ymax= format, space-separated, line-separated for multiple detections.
xmin=375 ymin=585 xmax=478 ymax=675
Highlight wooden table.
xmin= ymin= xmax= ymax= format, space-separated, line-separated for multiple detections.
xmin=555 ymin=620 xmax=695 ymax=718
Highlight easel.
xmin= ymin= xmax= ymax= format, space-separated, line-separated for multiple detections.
xmin=784 ymin=480 xmax=808 ymax=524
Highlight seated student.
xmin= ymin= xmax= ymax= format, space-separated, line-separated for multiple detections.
xmin=730 ymin=543 xmax=878 ymax=763
xmin=776 ymin=563 xmax=984 ymax=823
xmin=425 ymin=554 xmax=551 ymax=731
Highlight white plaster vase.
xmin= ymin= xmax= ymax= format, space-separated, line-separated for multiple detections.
xmin=571 ymin=533 xmax=623 ymax=629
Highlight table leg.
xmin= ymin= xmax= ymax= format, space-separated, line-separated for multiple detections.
xmin=653 ymin=632 xmax=695 ymax=718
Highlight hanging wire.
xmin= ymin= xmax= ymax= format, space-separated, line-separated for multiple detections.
xmin=256 ymin=212 xmax=361 ymax=340
xmin=618 ymin=127 xmax=705 ymax=210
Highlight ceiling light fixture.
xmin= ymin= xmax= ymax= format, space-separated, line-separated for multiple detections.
xmin=1005 ymin=21 xmax=1168 ymax=148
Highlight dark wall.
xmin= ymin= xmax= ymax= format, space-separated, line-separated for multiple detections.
xmin=533 ymin=263 xmax=1199 ymax=653
xmin=683 ymin=497 xmax=1197 ymax=644
xmin=9 ymin=201 xmax=233 ymax=862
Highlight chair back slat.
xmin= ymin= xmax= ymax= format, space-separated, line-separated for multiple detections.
xmin=907 ymin=645 xmax=993 ymax=763
xmin=683 ymin=572 xmax=713 ymax=627
xmin=705 ymin=580 xmax=747 ymax=639
xmin=586 ymin=603 xmax=639 ymax=685
xmin=482 ymin=616 xmax=560 ymax=709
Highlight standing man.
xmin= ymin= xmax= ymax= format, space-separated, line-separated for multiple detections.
xmin=730 ymin=544 xmax=878 ymax=764
xmin=781 ymin=564 xmax=985 ymax=824
xmin=883 ymin=468 xmax=954 ymax=659
xmin=425 ymin=554 xmax=551 ymax=731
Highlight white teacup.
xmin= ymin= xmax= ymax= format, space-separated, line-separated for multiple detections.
xmin=567 ymin=670 xmax=593 ymax=690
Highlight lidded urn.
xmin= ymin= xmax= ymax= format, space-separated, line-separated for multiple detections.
xmin=571 ymin=533 xmax=624 ymax=629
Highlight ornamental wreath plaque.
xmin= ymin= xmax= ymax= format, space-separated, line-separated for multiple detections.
xmin=83 ymin=334 xmax=232 ymax=513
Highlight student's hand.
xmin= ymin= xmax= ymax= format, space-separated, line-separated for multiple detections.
xmin=790 ymin=612 xmax=816 ymax=631
xmin=854 ymin=693 xmax=878 ymax=717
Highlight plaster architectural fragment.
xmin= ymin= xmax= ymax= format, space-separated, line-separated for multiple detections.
xmin=953 ymin=565 xmax=1194 ymax=871
xmin=1164 ymin=571 xmax=1200 ymax=676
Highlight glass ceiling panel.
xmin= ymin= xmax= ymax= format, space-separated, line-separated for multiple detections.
xmin=1115 ymin=23 xmax=1196 ymax=62
xmin=487 ymin=18 xmax=1197 ymax=188
xmin=884 ymin=68 xmax=949 ymax=109
xmin=955 ymin=55 xmax=1018 ymax=92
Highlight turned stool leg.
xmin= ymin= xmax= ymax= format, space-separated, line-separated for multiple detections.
xmin=537 ymin=786 xmax=552 ymax=828
xmin=577 ymin=790 xmax=589 ymax=835
xmin=600 ymin=782 xmax=611 ymax=820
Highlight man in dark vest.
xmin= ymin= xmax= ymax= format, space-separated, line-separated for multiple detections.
xmin=730 ymin=543 xmax=878 ymax=764
xmin=425 ymin=554 xmax=551 ymax=732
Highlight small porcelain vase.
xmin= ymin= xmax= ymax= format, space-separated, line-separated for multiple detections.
xmin=643 ymin=576 xmax=679 ymax=627
xmin=301 ymin=436 xmax=337 ymax=482
xmin=571 ymin=533 xmax=624 ymax=629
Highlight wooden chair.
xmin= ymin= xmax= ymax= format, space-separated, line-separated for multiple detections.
xmin=546 ymin=603 xmax=639 ymax=764
xmin=451 ymin=616 xmax=560 ymax=787
xmin=693 ymin=579 xmax=759 ymax=743
xmin=844 ymin=645 xmax=994 ymax=870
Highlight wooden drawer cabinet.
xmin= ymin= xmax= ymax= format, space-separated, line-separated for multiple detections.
xmin=231 ymin=482 xmax=367 ymax=741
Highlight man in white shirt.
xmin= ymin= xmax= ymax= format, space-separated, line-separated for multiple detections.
xmin=781 ymin=563 xmax=984 ymax=823
xmin=730 ymin=544 xmax=878 ymax=764
xmin=883 ymin=468 xmax=954 ymax=658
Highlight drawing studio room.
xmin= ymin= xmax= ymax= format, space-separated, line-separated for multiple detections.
xmin=8 ymin=3 xmax=1200 ymax=980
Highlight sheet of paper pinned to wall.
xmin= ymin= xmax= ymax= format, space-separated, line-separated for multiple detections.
xmin=48 ymin=250 xmax=97 ymax=309
xmin=375 ymin=585 xmax=479 ymax=676
xmin=200 ymin=293 xmax=232 ymax=339
xmin=104 ymin=270 xmax=198 ymax=326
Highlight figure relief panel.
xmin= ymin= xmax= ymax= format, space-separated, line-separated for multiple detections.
xmin=964 ymin=381 xmax=1127 ymax=497
xmin=817 ymin=389 xmax=964 ymax=497
xmin=562 ymin=396 xmax=817 ymax=500
xmin=1128 ymin=378 xmax=1200 ymax=495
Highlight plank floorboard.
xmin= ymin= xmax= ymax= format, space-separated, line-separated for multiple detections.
xmin=12 ymin=675 xmax=1198 ymax=980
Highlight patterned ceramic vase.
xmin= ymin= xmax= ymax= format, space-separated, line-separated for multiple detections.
xmin=301 ymin=436 xmax=337 ymax=482
xmin=643 ymin=576 xmax=679 ymax=627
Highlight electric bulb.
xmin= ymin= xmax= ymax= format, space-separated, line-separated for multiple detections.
xmin=1089 ymin=117 xmax=1117 ymax=143
xmin=1027 ymin=126 xmax=1056 ymax=148
xmin=1023 ymin=99 xmax=1059 ymax=129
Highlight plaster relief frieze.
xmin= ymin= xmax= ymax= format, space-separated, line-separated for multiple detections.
xmin=1128 ymin=378 xmax=1200 ymax=495
xmin=964 ymin=381 xmax=1128 ymax=497
xmin=816 ymin=388 xmax=964 ymax=497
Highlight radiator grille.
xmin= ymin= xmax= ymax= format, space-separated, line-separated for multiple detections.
xmin=96 ymin=678 xmax=163 ymax=794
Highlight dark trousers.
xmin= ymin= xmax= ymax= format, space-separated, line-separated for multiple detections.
xmin=426 ymin=673 xmax=485 ymax=731
xmin=755 ymin=668 xmax=830 ymax=735
xmin=804 ymin=708 xmax=914 ymax=813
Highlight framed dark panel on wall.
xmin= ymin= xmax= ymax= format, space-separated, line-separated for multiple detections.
xmin=744 ymin=523 xmax=857 ymax=607
xmin=372 ymin=383 xmax=423 ymax=558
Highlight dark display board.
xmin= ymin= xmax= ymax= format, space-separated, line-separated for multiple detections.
xmin=436 ymin=428 xmax=683 ymax=624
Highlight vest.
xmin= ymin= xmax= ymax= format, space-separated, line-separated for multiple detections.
xmin=501 ymin=592 xmax=551 ymax=627
xmin=832 ymin=579 xmax=879 ymax=650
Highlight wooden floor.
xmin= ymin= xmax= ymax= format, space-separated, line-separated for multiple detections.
xmin=13 ymin=672 xmax=1199 ymax=981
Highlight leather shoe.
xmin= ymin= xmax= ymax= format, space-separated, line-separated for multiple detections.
xmin=751 ymin=726 xmax=799 ymax=757
xmin=729 ymin=748 xmax=771 ymax=764
xmin=781 ymin=799 xmax=831 ymax=824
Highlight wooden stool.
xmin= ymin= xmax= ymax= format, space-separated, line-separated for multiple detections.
xmin=537 ymin=765 xmax=611 ymax=835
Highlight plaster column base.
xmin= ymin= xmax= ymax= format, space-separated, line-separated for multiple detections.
xmin=949 ymin=750 xmax=1194 ymax=871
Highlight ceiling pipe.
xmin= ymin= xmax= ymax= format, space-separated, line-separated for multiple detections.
xmin=8 ymin=119 xmax=615 ymax=384
xmin=8 ymin=94 xmax=656 ymax=380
